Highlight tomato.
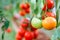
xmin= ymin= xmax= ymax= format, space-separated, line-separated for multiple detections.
xmin=34 ymin=30 xmax=38 ymax=38
xmin=42 ymin=17 xmax=57 ymax=30
xmin=16 ymin=34 xmax=22 ymax=40
xmin=31 ymin=32 xmax=35 ymax=39
xmin=31 ymin=17 xmax=42 ymax=29
xmin=24 ymin=31 xmax=33 ymax=40
xmin=26 ymin=3 xmax=30 ymax=8
xmin=46 ymin=0 xmax=54 ymax=9
xmin=42 ymin=12 xmax=56 ymax=20
xmin=42 ymin=4 xmax=47 ymax=11
xmin=19 ymin=10 xmax=26 ymax=16
xmin=46 ymin=12 xmax=56 ymax=18
xmin=25 ymin=8 xmax=30 ymax=13
xmin=20 ymin=3 xmax=27 ymax=9
xmin=18 ymin=27 xmax=25 ymax=37
xmin=31 ymin=25 xmax=37 ymax=31
xmin=20 ymin=18 xmax=29 ymax=28
xmin=6 ymin=28 xmax=11 ymax=33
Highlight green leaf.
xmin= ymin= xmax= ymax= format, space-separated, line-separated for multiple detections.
xmin=34 ymin=7 xmax=38 ymax=14
xmin=55 ymin=0 xmax=60 ymax=27
xmin=36 ymin=0 xmax=44 ymax=18
xmin=51 ymin=26 xmax=60 ymax=40
xmin=2 ymin=20 xmax=9 ymax=31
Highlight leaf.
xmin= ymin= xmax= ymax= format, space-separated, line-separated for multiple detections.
xmin=36 ymin=0 xmax=44 ymax=18
xmin=51 ymin=26 xmax=60 ymax=40
xmin=34 ymin=7 xmax=38 ymax=14
xmin=55 ymin=0 xmax=60 ymax=27
xmin=30 ymin=0 xmax=36 ymax=11
xmin=2 ymin=20 xmax=9 ymax=31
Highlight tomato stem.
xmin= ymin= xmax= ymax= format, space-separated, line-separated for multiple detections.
xmin=2 ymin=31 xmax=5 ymax=40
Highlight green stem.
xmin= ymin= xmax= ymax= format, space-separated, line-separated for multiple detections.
xmin=2 ymin=31 xmax=5 ymax=40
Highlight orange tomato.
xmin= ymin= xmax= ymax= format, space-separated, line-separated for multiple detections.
xmin=19 ymin=10 xmax=26 ymax=16
xmin=42 ymin=17 xmax=57 ymax=30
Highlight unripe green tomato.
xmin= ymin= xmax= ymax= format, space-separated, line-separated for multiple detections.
xmin=31 ymin=17 xmax=42 ymax=29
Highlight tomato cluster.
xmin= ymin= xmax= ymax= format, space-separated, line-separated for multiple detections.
xmin=31 ymin=0 xmax=56 ymax=30
xmin=15 ymin=0 xmax=57 ymax=40
xmin=41 ymin=0 xmax=57 ymax=30
xmin=16 ymin=27 xmax=38 ymax=40
xmin=42 ymin=0 xmax=56 ymax=19
xmin=19 ymin=3 xmax=30 ymax=16
xmin=15 ymin=18 xmax=38 ymax=40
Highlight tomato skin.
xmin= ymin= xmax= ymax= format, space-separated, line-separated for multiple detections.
xmin=20 ymin=18 xmax=29 ymax=28
xmin=20 ymin=4 xmax=27 ymax=9
xmin=18 ymin=28 xmax=25 ymax=37
xmin=31 ymin=32 xmax=35 ymax=39
xmin=6 ymin=28 xmax=11 ymax=33
xmin=26 ymin=3 xmax=30 ymax=8
xmin=16 ymin=34 xmax=22 ymax=40
xmin=42 ymin=4 xmax=47 ymax=11
xmin=25 ymin=8 xmax=30 ymax=13
xmin=42 ymin=17 xmax=57 ymax=30
xmin=24 ymin=31 xmax=33 ymax=40
xmin=34 ymin=30 xmax=38 ymax=38
xmin=46 ymin=12 xmax=56 ymax=18
xmin=19 ymin=10 xmax=26 ymax=16
xmin=46 ymin=0 xmax=54 ymax=9
xmin=31 ymin=25 xmax=37 ymax=31
xmin=42 ymin=12 xmax=56 ymax=20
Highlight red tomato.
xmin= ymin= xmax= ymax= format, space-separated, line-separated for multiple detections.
xmin=46 ymin=0 xmax=54 ymax=9
xmin=25 ymin=8 xmax=30 ymax=13
xmin=46 ymin=12 xmax=56 ymax=18
xmin=20 ymin=3 xmax=27 ymax=9
xmin=31 ymin=25 xmax=37 ymax=31
xmin=42 ymin=4 xmax=47 ymax=11
xmin=24 ymin=31 xmax=33 ymax=40
xmin=31 ymin=32 xmax=35 ymax=39
xmin=20 ymin=18 xmax=29 ymax=28
xmin=6 ymin=28 xmax=11 ymax=33
xmin=26 ymin=3 xmax=30 ymax=8
xmin=19 ymin=10 xmax=26 ymax=16
xmin=16 ymin=34 xmax=22 ymax=40
xmin=18 ymin=27 xmax=25 ymax=37
xmin=34 ymin=30 xmax=38 ymax=38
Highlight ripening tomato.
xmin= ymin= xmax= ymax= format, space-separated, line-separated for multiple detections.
xmin=18 ymin=27 xmax=25 ymax=37
xmin=42 ymin=17 xmax=57 ymax=30
xmin=20 ymin=3 xmax=27 ymax=9
xmin=19 ymin=10 xmax=26 ymax=16
xmin=42 ymin=12 xmax=56 ymax=20
xmin=24 ymin=31 xmax=33 ymax=40
xmin=16 ymin=34 xmax=22 ymax=40
xmin=6 ymin=27 xmax=11 ymax=33
xmin=20 ymin=18 xmax=29 ymax=28
xmin=46 ymin=12 xmax=56 ymax=18
xmin=46 ymin=0 xmax=54 ymax=9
